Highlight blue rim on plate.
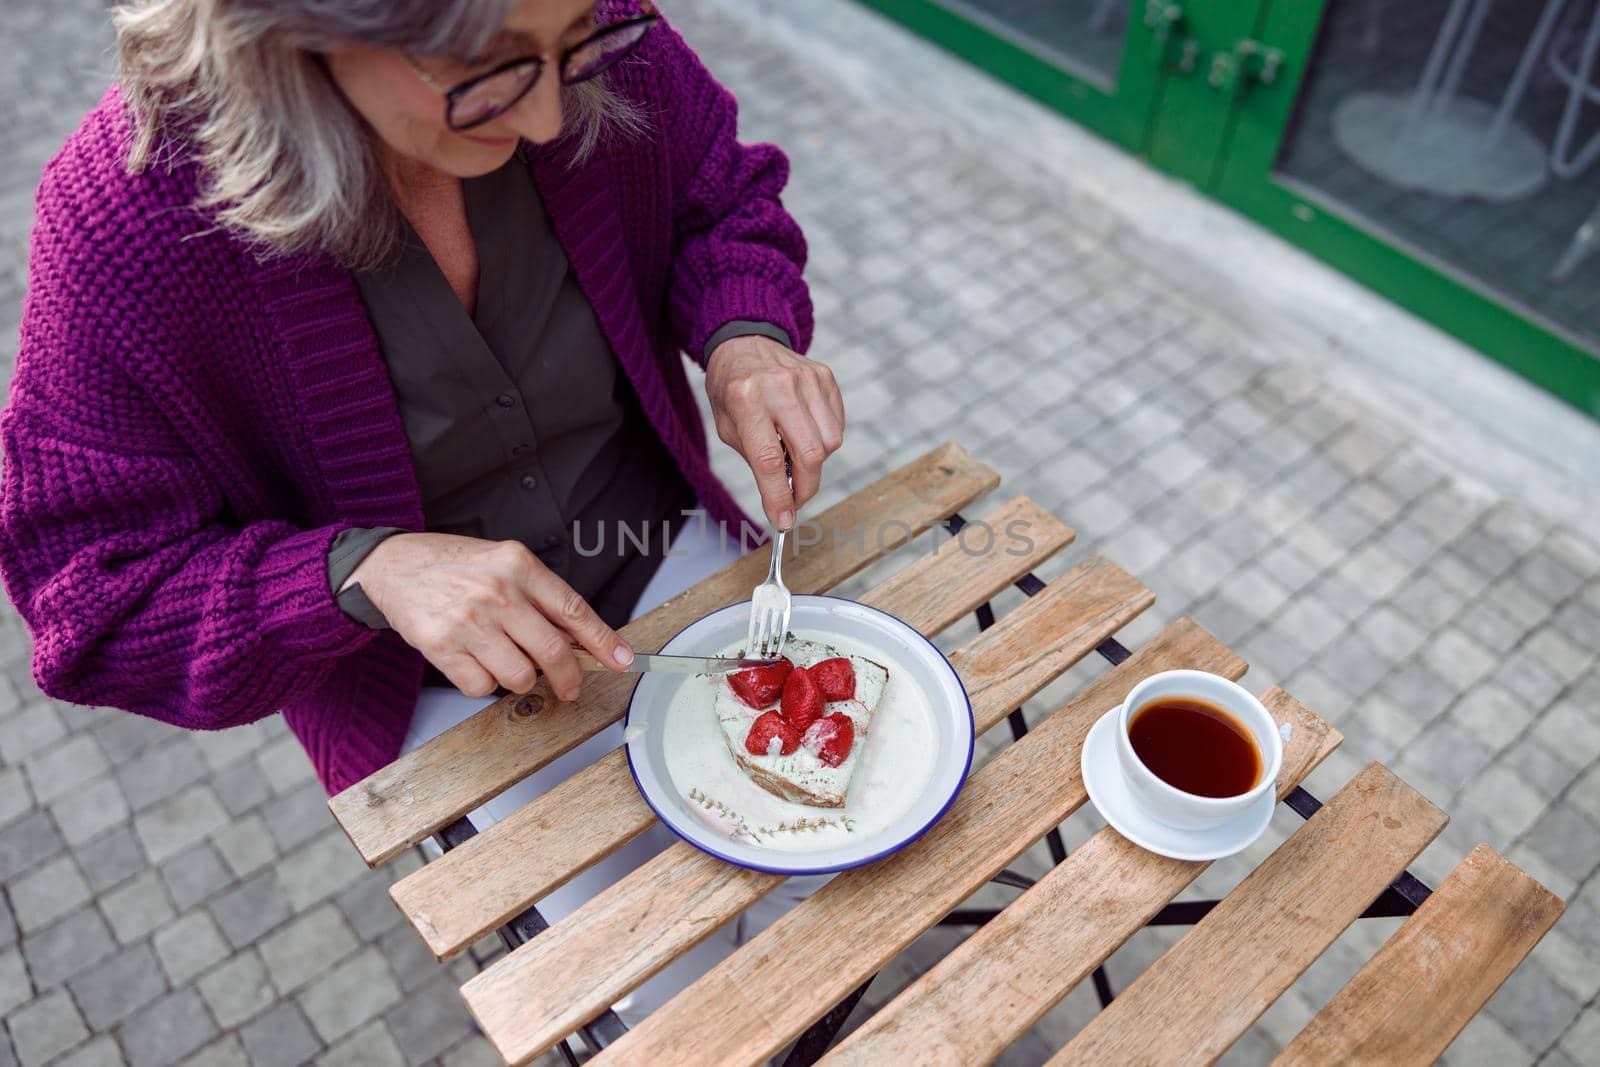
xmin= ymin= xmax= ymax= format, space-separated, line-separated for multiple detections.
xmin=623 ymin=593 xmax=975 ymax=875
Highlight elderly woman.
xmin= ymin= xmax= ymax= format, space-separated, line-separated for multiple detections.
xmin=2 ymin=0 xmax=840 ymax=1018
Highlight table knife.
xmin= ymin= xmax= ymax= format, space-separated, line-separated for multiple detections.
xmin=572 ymin=649 xmax=783 ymax=675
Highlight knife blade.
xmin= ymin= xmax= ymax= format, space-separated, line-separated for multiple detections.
xmin=572 ymin=649 xmax=784 ymax=675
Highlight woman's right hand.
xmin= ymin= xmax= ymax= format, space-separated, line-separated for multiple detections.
xmin=344 ymin=532 xmax=633 ymax=700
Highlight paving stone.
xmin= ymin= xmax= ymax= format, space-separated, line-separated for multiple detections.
xmin=67 ymin=942 xmax=167 ymax=1029
xmin=1454 ymin=599 xmax=1528 ymax=656
xmin=1490 ymin=656 xmax=1566 ymax=713
xmin=277 ymin=830 xmax=366 ymax=912
xmin=1258 ymin=542 xmax=1321 ymax=594
xmin=1521 ymin=806 xmax=1600 ymax=884
xmin=313 ymin=1020 xmax=403 ymax=1067
xmin=1274 ymin=597 xmax=1346 ymax=653
xmin=77 ymin=826 xmax=146 ymax=894
xmin=1392 ymin=571 xmax=1466 ymax=632
xmin=1559 ymin=1005 xmax=1600 ymax=1062
xmin=259 ymin=905 xmax=360 ymax=995
xmin=1525 ymin=628 xmax=1594 ymax=685
xmin=212 ymin=814 xmax=277 ymax=878
xmin=1402 ymin=722 xmax=1494 ymax=792
xmin=216 ymin=761 xmax=272 ymax=819
xmin=0 ymin=948 xmax=28 ymax=1017
xmin=1571 ymin=761 xmax=1600 ymax=827
xmin=51 ymin=1036 xmax=124 ymax=1067
xmin=161 ymin=843 xmax=233 ymax=912
xmin=262 ymin=790 xmax=333 ymax=853
xmin=0 ymin=768 xmax=30 ymax=832
xmin=1449 ymin=685 xmax=1536 ymax=751
xmin=297 ymin=948 xmax=403 ymax=1043
xmin=1310 ymin=571 xmax=1380 ymax=625
xmin=192 ymin=722 xmax=271 ymax=774
xmin=1440 ymin=1012 xmax=1534 ymax=1067
xmin=0 ymin=810 xmax=63 ymax=884
xmin=20 ymin=735 xmax=106 ymax=807
xmin=333 ymin=876 xmax=404 ymax=944
xmin=381 ymin=927 xmax=445 ymax=1002
xmin=7 ymin=988 xmax=87 ymax=1067
xmin=1502 ymin=737 xmax=1585 ymax=803
xmin=152 ymin=912 xmax=230 ymax=988
xmin=384 ymin=975 xmax=476 ymax=1065
xmin=1552 ymin=600 xmax=1600 ymax=651
xmin=9 ymin=854 xmax=90 ymax=933
xmin=92 ymin=715 xmax=177 ymax=765
xmin=1531 ymin=925 xmax=1600 ymax=1004
xmin=19 ymin=906 xmax=114 ymax=990
xmin=99 ymin=870 xmax=176 ymax=946
xmin=257 ymin=736 xmax=317 ymax=795
xmin=1485 ymin=955 xmax=1583 ymax=1053
xmin=1530 ymin=701 xmax=1600 ymax=770
xmin=116 ymin=737 xmax=209 ymax=814
xmin=1379 ymin=661 xmax=1461 ymax=723
xmin=1421 ymin=628 xmax=1497 ymax=691
xmin=0 ymin=701 xmax=65 ymax=765
xmin=134 ymin=784 xmax=229 ymax=864
xmin=1314 ymin=628 xmax=1392 ymax=697
xmin=0 ymin=896 xmax=12 ymax=951
xmin=176 ymin=1035 xmax=247 ymax=1067
xmin=197 ymin=950 xmax=274 ymax=1028
xmin=1516 ymin=553 xmax=1583 ymax=604
xmin=117 ymin=987 xmax=218 ymax=1067
xmin=238 ymin=1000 xmax=322 ymax=1067
xmin=50 ymin=776 xmax=131 ymax=848
xmin=208 ymin=871 xmax=291 ymax=950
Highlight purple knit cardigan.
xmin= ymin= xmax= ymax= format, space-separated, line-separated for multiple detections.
xmin=0 ymin=16 xmax=811 ymax=795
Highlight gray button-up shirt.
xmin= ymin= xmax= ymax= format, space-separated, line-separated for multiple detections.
xmin=332 ymin=156 xmax=787 ymax=631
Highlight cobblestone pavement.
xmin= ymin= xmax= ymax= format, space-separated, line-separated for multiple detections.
xmin=3 ymin=1 xmax=1598 ymax=1065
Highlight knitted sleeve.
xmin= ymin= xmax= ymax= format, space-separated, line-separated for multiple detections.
xmin=0 ymin=411 xmax=380 ymax=730
xmin=650 ymin=17 xmax=814 ymax=367
xmin=0 ymin=176 xmax=380 ymax=730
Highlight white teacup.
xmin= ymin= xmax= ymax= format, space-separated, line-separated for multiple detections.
xmin=1114 ymin=670 xmax=1283 ymax=831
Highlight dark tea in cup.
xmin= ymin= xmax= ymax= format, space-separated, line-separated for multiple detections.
xmin=1128 ymin=696 xmax=1261 ymax=798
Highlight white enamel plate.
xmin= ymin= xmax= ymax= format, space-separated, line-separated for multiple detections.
xmin=624 ymin=594 xmax=974 ymax=875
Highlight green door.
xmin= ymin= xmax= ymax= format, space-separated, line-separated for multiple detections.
xmin=861 ymin=0 xmax=1600 ymax=417
xmin=1210 ymin=0 xmax=1600 ymax=416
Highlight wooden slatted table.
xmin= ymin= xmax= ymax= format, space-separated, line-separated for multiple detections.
xmin=329 ymin=443 xmax=1565 ymax=1067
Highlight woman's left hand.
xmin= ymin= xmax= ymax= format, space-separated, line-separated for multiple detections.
xmin=705 ymin=335 xmax=845 ymax=532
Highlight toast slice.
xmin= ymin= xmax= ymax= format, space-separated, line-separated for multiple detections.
xmin=714 ymin=636 xmax=889 ymax=808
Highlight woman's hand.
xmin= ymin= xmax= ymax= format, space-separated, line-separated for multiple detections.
xmin=705 ymin=336 xmax=845 ymax=531
xmin=344 ymin=532 xmax=633 ymax=700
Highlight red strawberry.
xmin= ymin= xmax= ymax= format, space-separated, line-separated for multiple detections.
xmin=780 ymin=666 xmax=824 ymax=733
xmin=728 ymin=656 xmax=792 ymax=709
xmin=802 ymin=713 xmax=855 ymax=768
xmin=744 ymin=711 xmax=800 ymax=757
xmin=809 ymin=657 xmax=856 ymax=702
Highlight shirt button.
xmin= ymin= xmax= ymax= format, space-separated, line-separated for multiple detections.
xmin=520 ymin=474 xmax=538 ymax=491
xmin=496 ymin=393 xmax=515 ymax=408
xmin=512 ymin=443 xmax=531 ymax=457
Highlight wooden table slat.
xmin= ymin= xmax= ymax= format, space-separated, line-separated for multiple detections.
xmin=461 ymin=591 xmax=1183 ymax=1067
xmin=822 ymin=688 xmax=1342 ymax=1067
xmin=330 ymin=442 xmax=1000 ymax=866
xmin=390 ymin=495 xmax=1077 ymax=959
xmin=1273 ymin=844 xmax=1563 ymax=1067
xmin=1048 ymin=763 xmax=1448 ymax=1067
xmin=559 ymin=619 xmax=1247 ymax=1067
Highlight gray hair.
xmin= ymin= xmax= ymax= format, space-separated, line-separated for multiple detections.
xmin=114 ymin=0 xmax=647 ymax=268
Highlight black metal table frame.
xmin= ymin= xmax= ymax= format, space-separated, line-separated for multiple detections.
xmin=428 ymin=512 xmax=1434 ymax=1066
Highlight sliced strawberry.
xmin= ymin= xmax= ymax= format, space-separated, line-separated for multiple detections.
xmin=780 ymin=666 xmax=824 ymax=733
xmin=728 ymin=656 xmax=793 ymax=709
xmin=802 ymin=713 xmax=855 ymax=768
xmin=809 ymin=657 xmax=856 ymax=702
xmin=744 ymin=710 xmax=800 ymax=757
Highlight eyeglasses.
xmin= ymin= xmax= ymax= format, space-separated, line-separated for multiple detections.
xmin=405 ymin=4 xmax=658 ymax=132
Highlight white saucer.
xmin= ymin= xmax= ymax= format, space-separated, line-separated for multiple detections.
xmin=1080 ymin=706 xmax=1275 ymax=862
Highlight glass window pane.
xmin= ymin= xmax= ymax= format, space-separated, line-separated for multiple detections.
xmin=934 ymin=0 xmax=1131 ymax=86
xmin=1276 ymin=0 xmax=1600 ymax=352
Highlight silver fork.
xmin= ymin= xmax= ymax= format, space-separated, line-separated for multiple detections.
xmin=745 ymin=453 xmax=793 ymax=660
